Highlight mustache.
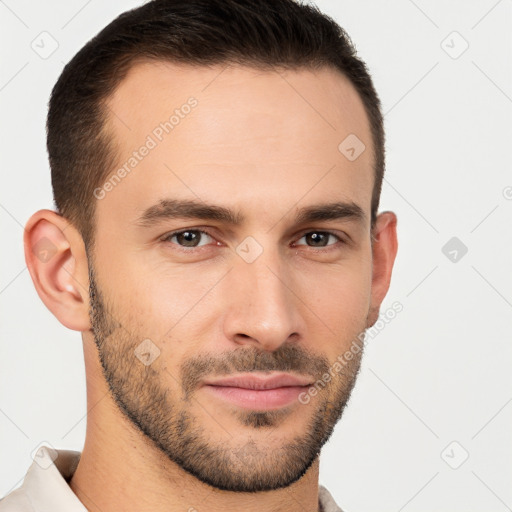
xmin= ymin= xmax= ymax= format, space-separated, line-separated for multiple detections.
xmin=180 ymin=343 xmax=331 ymax=397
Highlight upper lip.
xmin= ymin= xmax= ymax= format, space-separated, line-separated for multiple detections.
xmin=202 ymin=372 xmax=314 ymax=390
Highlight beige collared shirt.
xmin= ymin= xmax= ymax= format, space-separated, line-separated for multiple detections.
xmin=0 ymin=445 xmax=343 ymax=512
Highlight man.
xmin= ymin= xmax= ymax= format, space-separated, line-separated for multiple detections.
xmin=1 ymin=0 xmax=397 ymax=510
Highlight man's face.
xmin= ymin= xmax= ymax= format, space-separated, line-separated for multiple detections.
xmin=88 ymin=61 xmax=375 ymax=491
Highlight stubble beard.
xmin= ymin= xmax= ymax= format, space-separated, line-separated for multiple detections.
xmin=87 ymin=263 xmax=365 ymax=492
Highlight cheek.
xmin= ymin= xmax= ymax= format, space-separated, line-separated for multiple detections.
xmin=296 ymin=255 xmax=372 ymax=345
xmin=97 ymin=231 xmax=372 ymax=353
xmin=122 ymin=283 xmax=188 ymax=343
xmin=117 ymin=263 xmax=225 ymax=344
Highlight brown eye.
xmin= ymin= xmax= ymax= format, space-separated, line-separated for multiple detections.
xmin=296 ymin=231 xmax=341 ymax=248
xmin=163 ymin=230 xmax=214 ymax=248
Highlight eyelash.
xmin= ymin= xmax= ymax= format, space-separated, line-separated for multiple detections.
xmin=160 ymin=228 xmax=346 ymax=253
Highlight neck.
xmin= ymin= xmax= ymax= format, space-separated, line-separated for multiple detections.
xmin=69 ymin=418 xmax=321 ymax=512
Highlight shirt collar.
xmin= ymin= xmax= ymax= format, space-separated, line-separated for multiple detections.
xmin=20 ymin=445 xmax=87 ymax=511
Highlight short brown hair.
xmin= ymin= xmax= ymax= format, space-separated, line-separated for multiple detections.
xmin=47 ymin=0 xmax=385 ymax=248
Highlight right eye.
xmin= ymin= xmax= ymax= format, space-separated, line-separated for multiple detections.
xmin=161 ymin=229 xmax=217 ymax=249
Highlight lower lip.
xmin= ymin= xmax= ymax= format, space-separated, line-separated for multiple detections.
xmin=202 ymin=385 xmax=308 ymax=410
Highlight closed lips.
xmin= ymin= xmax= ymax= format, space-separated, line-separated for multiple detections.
xmin=202 ymin=373 xmax=314 ymax=390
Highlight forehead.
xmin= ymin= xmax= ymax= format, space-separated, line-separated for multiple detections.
xmin=98 ymin=60 xmax=374 ymax=230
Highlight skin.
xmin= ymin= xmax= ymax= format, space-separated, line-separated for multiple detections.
xmin=24 ymin=61 xmax=398 ymax=512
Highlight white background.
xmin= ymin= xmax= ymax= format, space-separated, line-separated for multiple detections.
xmin=1 ymin=1 xmax=511 ymax=510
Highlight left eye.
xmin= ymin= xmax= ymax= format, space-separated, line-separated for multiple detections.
xmin=163 ymin=230 xmax=214 ymax=248
xmin=295 ymin=231 xmax=341 ymax=248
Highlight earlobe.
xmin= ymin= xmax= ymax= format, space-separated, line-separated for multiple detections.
xmin=24 ymin=209 xmax=92 ymax=332
xmin=367 ymin=211 xmax=398 ymax=327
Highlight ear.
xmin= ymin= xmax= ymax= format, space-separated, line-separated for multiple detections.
xmin=24 ymin=209 xmax=91 ymax=331
xmin=367 ymin=211 xmax=398 ymax=327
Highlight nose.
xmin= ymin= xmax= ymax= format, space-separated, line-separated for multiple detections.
xmin=222 ymin=245 xmax=304 ymax=352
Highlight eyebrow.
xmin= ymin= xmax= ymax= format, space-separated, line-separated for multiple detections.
xmin=136 ymin=198 xmax=366 ymax=228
